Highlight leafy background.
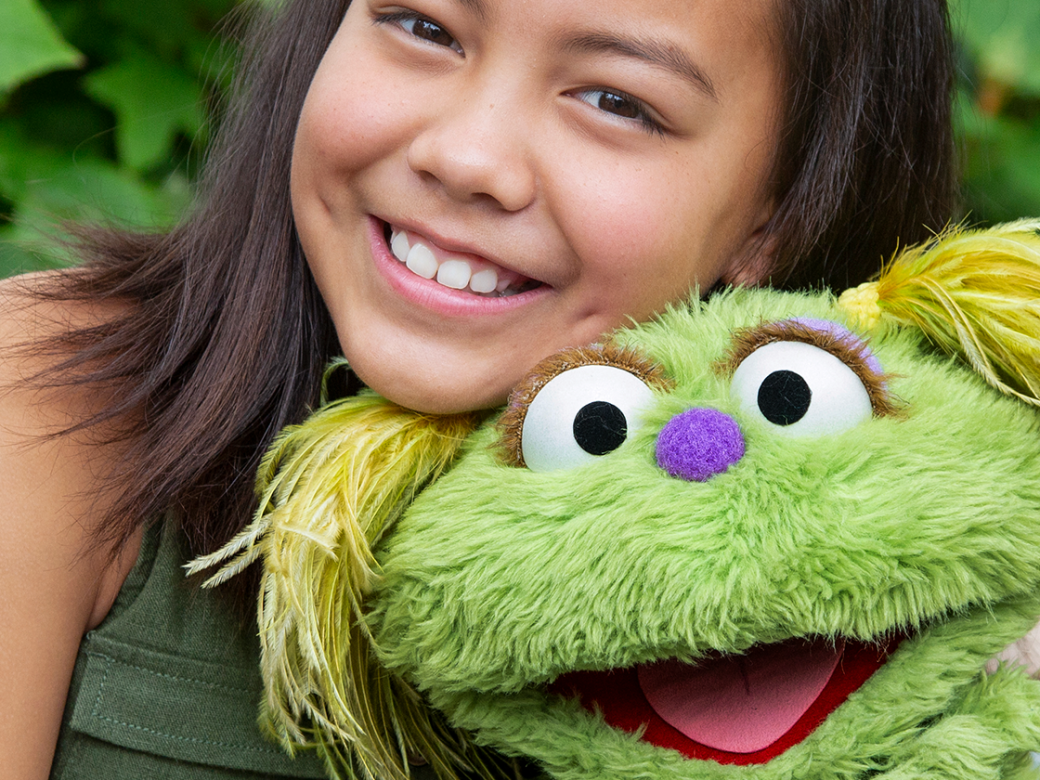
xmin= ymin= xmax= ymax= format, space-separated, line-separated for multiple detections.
xmin=0 ymin=0 xmax=238 ymax=275
xmin=1 ymin=0 xmax=1038 ymax=277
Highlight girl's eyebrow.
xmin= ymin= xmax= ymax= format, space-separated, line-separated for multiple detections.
xmin=555 ymin=31 xmax=719 ymax=102
xmin=451 ymin=0 xmax=489 ymax=23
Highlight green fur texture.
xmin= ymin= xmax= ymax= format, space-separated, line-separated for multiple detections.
xmin=367 ymin=287 xmax=1040 ymax=779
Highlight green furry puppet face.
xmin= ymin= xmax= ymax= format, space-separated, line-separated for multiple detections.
xmin=193 ymin=222 xmax=1040 ymax=779
xmin=367 ymin=286 xmax=1040 ymax=777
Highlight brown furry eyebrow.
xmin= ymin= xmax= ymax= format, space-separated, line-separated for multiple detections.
xmin=714 ymin=320 xmax=901 ymax=418
xmin=497 ymin=344 xmax=673 ymax=467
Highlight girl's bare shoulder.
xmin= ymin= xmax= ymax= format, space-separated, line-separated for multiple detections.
xmin=0 ymin=271 xmax=142 ymax=779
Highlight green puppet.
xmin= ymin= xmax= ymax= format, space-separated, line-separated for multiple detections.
xmin=194 ymin=220 xmax=1040 ymax=780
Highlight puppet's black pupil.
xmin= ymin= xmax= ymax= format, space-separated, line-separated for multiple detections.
xmin=758 ymin=370 xmax=812 ymax=425
xmin=573 ymin=401 xmax=628 ymax=455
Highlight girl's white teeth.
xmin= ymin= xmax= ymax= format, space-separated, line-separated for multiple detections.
xmin=389 ymin=227 xmax=526 ymax=296
xmin=470 ymin=268 xmax=498 ymax=294
xmin=405 ymin=243 xmax=438 ymax=280
xmin=436 ymin=259 xmax=471 ymax=289
xmin=390 ymin=231 xmax=411 ymax=265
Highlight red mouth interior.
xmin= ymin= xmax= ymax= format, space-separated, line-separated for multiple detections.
xmin=548 ymin=635 xmax=900 ymax=766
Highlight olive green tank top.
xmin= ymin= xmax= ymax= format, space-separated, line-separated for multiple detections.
xmin=51 ymin=519 xmax=328 ymax=779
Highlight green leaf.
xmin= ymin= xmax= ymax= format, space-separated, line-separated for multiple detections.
xmin=98 ymin=0 xmax=218 ymax=61
xmin=84 ymin=50 xmax=206 ymax=171
xmin=0 ymin=155 xmax=192 ymax=274
xmin=958 ymin=103 xmax=1040 ymax=223
xmin=0 ymin=221 xmax=68 ymax=276
xmin=0 ymin=122 xmax=192 ymax=276
xmin=952 ymin=0 xmax=1040 ymax=95
xmin=0 ymin=0 xmax=84 ymax=98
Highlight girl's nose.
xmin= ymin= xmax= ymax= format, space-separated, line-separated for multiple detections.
xmin=655 ymin=409 xmax=745 ymax=482
xmin=406 ymin=95 xmax=537 ymax=212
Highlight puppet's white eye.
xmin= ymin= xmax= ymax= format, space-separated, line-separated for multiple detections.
xmin=522 ymin=365 xmax=655 ymax=472
xmin=731 ymin=341 xmax=873 ymax=436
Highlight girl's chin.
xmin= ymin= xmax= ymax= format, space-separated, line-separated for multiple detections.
xmin=344 ymin=351 xmax=512 ymax=414
xmin=367 ymin=383 xmax=508 ymax=415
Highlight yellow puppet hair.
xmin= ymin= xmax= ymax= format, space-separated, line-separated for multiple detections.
xmin=838 ymin=218 xmax=1040 ymax=406
xmin=187 ymin=382 xmax=495 ymax=780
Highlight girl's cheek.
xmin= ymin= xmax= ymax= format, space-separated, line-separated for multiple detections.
xmin=296 ymin=89 xmax=396 ymax=175
xmin=296 ymin=36 xmax=425 ymax=176
xmin=553 ymin=159 xmax=703 ymax=272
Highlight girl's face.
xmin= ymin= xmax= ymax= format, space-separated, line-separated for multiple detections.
xmin=293 ymin=0 xmax=781 ymax=413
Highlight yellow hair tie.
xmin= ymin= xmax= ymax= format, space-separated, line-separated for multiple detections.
xmin=836 ymin=219 xmax=1040 ymax=406
xmin=837 ymin=281 xmax=882 ymax=331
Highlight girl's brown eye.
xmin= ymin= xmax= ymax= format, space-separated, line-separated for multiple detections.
xmin=595 ymin=91 xmax=641 ymax=119
xmin=572 ymin=89 xmax=662 ymax=135
xmin=404 ymin=17 xmax=459 ymax=50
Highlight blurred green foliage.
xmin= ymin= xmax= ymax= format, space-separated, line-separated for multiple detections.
xmin=954 ymin=0 xmax=1040 ymax=224
xmin=0 ymin=0 xmax=1038 ymax=277
xmin=0 ymin=0 xmax=239 ymax=275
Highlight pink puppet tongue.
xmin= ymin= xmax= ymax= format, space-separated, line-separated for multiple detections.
xmin=637 ymin=638 xmax=845 ymax=754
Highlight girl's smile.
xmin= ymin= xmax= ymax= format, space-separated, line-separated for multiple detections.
xmin=384 ymin=221 xmax=538 ymax=297
xmin=370 ymin=215 xmax=551 ymax=315
xmin=292 ymin=0 xmax=782 ymax=413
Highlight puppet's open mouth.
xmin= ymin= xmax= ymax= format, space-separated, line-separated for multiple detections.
xmin=548 ymin=635 xmax=901 ymax=766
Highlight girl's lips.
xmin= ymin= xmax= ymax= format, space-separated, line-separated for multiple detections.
xmin=367 ymin=217 xmax=549 ymax=317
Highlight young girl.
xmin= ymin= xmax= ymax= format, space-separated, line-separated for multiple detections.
xmin=0 ymin=0 xmax=956 ymax=777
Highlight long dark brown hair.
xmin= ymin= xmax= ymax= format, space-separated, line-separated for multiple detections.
xmin=766 ymin=0 xmax=957 ymax=289
xmin=26 ymin=0 xmax=957 ymax=560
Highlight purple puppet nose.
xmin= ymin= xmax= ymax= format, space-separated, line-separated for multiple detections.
xmin=655 ymin=408 xmax=745 ymax=482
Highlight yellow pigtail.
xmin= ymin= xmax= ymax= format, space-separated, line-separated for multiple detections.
xmin=187 ymin=385 xmax=491 ymax=780
xmin=838 ymin=219 xmax=1040 ymax=406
